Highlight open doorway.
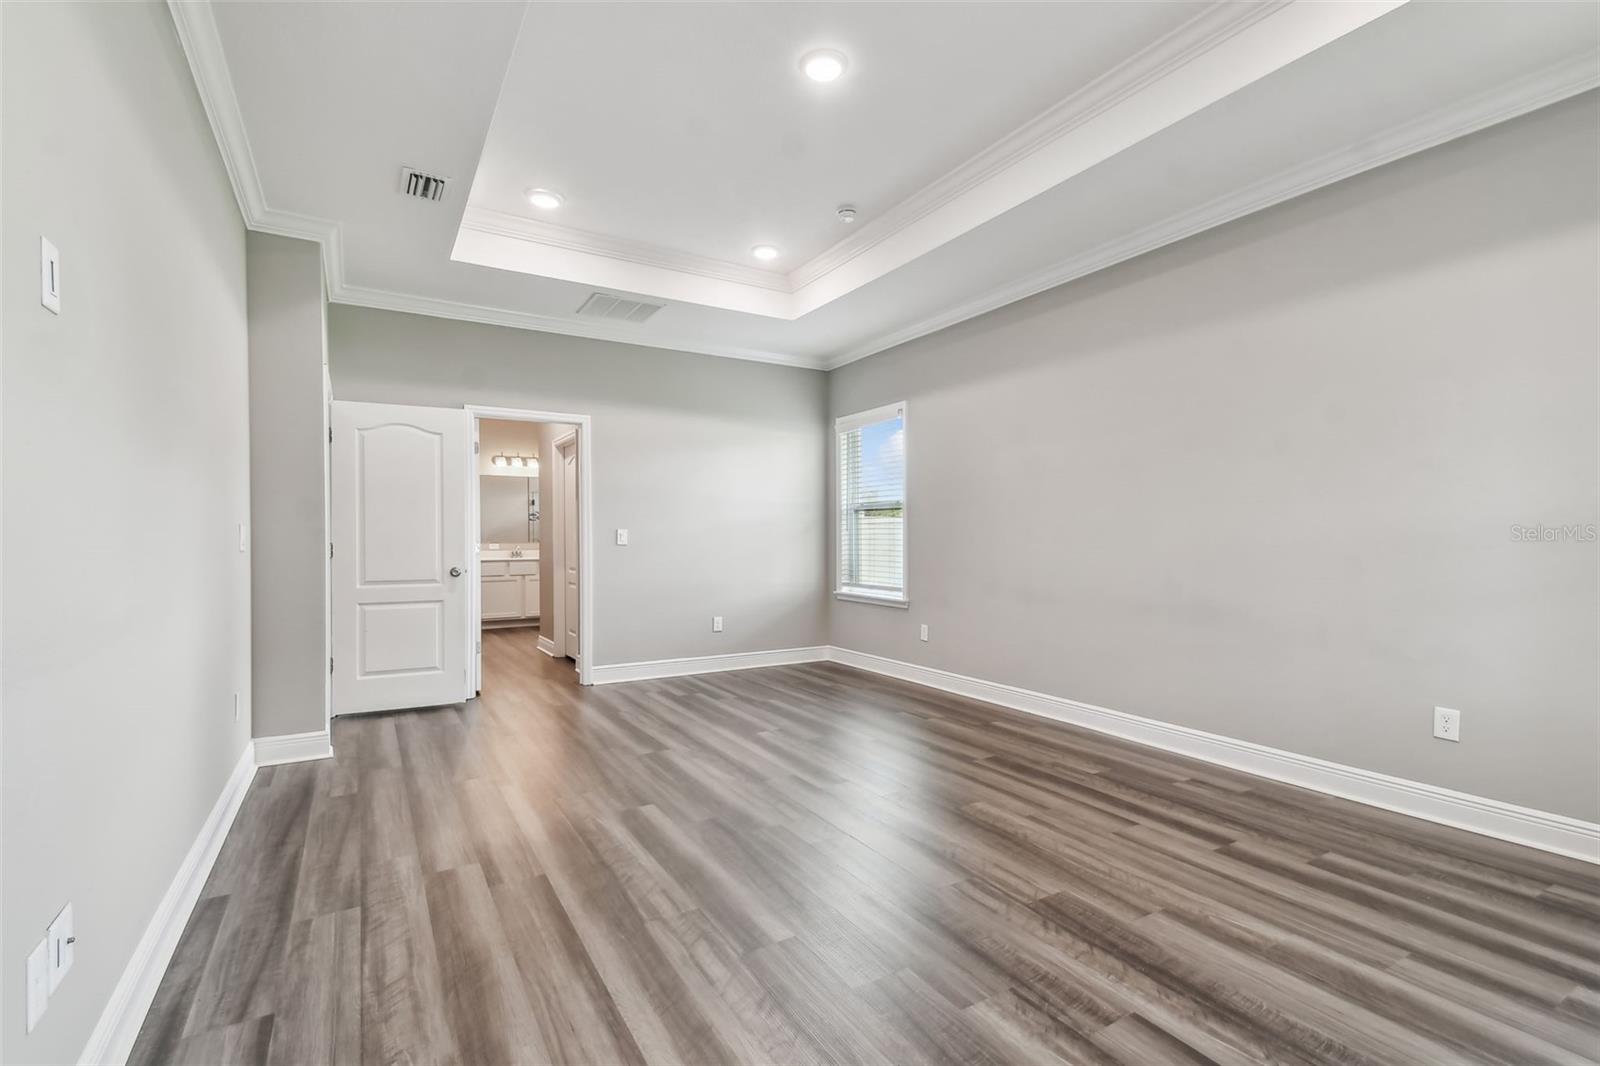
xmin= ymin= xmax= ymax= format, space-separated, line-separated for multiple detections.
xmin=467 ymin=406 xmax=593 ymax=691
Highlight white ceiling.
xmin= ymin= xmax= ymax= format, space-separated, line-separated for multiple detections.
xmin=470 ymin=3 xmax=1199 ymax=268
xmin=186 ymin=0 xmax=1598 ymax=369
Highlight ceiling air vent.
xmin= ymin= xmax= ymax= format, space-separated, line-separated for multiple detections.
xmin=399 ymin=166 xmax=448 ymax=202
xmin=576 ymin=292 xmax=663 ymax=323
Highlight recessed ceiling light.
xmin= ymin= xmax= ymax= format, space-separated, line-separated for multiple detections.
xmin=751 ymin=244 xmax=780 ymax=261
xmin=800 ymin=49 xmax=847 ymax=83
xmin=525 ymin=188 xmax=563 ymax=210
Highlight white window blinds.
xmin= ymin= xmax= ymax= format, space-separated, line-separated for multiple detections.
xmin=837 ymin=402 xmax=906 ymax=602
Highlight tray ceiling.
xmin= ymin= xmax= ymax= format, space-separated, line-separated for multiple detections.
xmin=180 ymin=0 xmax=1599 ymax=368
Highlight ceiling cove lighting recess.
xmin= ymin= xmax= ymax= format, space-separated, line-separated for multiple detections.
xmin=525 ymin=188 xmax=563 ymax=210
xmin=751 ymin=244 xmax=780 ymax=261
xmin=801 ymin=49 xmax=847 ymax=83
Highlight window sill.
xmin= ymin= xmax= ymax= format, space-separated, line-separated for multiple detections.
xmin=834 ymin=590 xmax=910 ymax=609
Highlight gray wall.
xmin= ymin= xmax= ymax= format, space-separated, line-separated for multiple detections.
xmin=1 ymin=4 xmax=252 ymax=1062
xmin=328 ymin=307 xmax=829 ymax=664
xmin=828 ymin=94 xmax=1600 ymax=821
xmin=247 ymin=232 xmax=328 ymax=739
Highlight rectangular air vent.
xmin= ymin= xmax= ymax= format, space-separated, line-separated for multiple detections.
xmin=400 ymin=167 xmax=447 ymax=202
xmin=576 ymin=292 xmax=663 ymax=323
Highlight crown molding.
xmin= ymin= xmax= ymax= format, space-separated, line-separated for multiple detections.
xmin=823 ymin=49 xmax=1600 ymax=370
xmin=333 ymin=283 xmax=819 ymax=369
xmin=168 ymin=0 xmax=345 ymax=288
xmin=171 ymin=0 xmax=1595 ymax=377
xmin=460 ymin=207 xmax=791 ymax=292
xmin=788 ymin=0 xmax=1289 ymax=294
xmin=168 ymin=0 xmax=265 ymax=221
xmin=166 ymin=0 xmax=819 ymax=369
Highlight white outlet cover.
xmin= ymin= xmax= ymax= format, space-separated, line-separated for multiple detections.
xmin=712 ymin=615 xmax=723 ymax=632
xmin=27 ymin=939 xmax=48 ymax=1032
xmin=47 ymin=904 xmax=74 ymax=993
xmin=616 ymin=528 xmax=629 ymax=546
xmin=1433 ymin=706 xmax=1461 ymax=742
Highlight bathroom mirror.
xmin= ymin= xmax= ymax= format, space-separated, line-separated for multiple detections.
xmin=480 ymin=475 xmax=539 ymax=544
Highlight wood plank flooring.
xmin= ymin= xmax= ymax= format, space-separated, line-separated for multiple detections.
xmin=130 ymin=628 xmax=1600 ymax=1065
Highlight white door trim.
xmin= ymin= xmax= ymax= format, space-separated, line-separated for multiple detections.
xmin=465 ymin=405 xmax=594 ymax=686
xmin=321 ymin=366 xmax=333 ymax=737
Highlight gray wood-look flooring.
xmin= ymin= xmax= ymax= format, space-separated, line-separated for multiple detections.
xmin=131 ymin=628 xmax=1600 ymax=1065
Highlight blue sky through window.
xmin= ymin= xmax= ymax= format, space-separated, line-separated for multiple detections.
xmin=858 ymin=415 xmax=904 ymax=506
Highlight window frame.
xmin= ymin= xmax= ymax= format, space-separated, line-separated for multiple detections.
xmin=834 ymin=400 xmax=910 ymax=608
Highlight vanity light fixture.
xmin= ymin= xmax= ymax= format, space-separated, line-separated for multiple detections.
xmin=490 ymin=453 xmax=540 ymax=475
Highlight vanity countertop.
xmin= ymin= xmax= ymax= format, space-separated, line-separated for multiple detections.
xmin=481 ymin=545 xmax=539 ymax=561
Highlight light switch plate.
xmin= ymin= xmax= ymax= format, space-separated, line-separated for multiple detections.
xmin=40 ymin=237 xmax=61 ymax=314
xmin=616 ymin=528 xmax=629 ymax=546
xmin=47 ymin=904 xmax=74 ymax=993
xmin=27 ymin=939 xmax=49 ymax=1032
xmin=919 ymin=624 xmax=929 ymax=642
xmin=712 ymin=615 xmax=723 ymax=633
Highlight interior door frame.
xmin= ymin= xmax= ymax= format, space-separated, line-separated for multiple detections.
xmin=465 ymin=405 xmax=595 ymax=687
xmin=551 ymin=430 xmax=577 ymax=662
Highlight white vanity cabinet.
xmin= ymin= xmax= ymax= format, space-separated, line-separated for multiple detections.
xmin=480 ymin=548 xmax=540 ymax=623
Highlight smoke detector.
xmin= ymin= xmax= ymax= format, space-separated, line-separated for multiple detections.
xmin=836 ymin=205 xmax=857 ymax=224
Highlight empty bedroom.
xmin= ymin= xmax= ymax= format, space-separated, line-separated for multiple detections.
xmin=1 ymin=1 xmax=1597 ymax=1064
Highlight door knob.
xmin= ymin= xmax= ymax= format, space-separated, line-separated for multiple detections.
xmin=450 ymin=566 xmax=463 ymax=577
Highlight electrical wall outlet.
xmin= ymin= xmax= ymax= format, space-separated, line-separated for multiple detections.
xmin=47 ymin=905 xmax=74 ymax=993
xmin=712 ymin=615 xmax=723 ymax=633
xmin=615 ymin=528 xmax=629 ymax=546
xmin=1433 ymin=706 xmax=1461 ymax=742
xmin=27 ymin=939 xmax=48 ymax=1032
xmin=919 ymin=624 xmax=929 ymax=642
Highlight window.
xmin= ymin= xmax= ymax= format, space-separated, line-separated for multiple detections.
xmin=836 ymin=401 xmax=907 ymax=605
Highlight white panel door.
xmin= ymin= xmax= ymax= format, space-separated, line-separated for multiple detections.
xmin=560 ymin=437 xmax=580 ymax=658
xmin=332 ymin=401 xmax=469 ymax=715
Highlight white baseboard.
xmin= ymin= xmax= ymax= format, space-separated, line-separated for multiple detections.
xmin=591 ymin=645 xmax=829 ymax=685
xmin=253 ymin=729 xmax=332 ymax=767
xmin=79 ymin=744 xmax=257 ymax=1065
xmin=537 ymin=635 xmax=557 ymax=658
xmin=825 ymin=647 xmax=1600 ymax=865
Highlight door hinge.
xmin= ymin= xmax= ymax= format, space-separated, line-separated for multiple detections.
xmin=328 ymin=426 xmax=333 ymax=443
xmin=329 ymin=542 xmax=334 ymax=559
xmin=473 ymin=440 xmax=479 ymax=454
xmin=329 ymin=656 xmax=334 ymax=675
